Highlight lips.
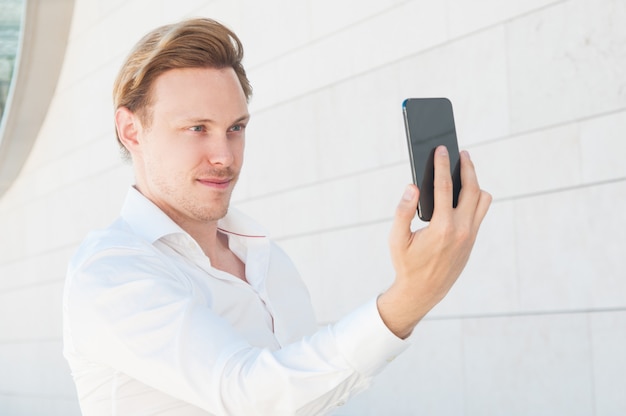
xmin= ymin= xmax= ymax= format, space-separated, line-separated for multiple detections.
xmin=196 ymin=177 xmax=232 ymax=189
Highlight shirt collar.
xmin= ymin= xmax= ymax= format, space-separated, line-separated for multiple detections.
xmin=120 ymin=186 xmax=268 ymax=244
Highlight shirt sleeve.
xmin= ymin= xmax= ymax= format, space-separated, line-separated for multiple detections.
xmin=64 ymin=238 xmax=409 ymax=416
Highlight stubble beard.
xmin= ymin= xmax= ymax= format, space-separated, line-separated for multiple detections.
xmin=186 ymin=172 xmax=238 ymax=223
xmin=150 ymin=166 xmax=239 ymax=225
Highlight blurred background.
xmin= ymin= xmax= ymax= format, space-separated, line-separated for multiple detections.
xmin=0 ymin=0 xmax=624 ymax=414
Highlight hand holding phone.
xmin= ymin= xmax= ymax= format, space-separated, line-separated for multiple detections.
xmin=403 ymin=98 xmax=461 ymax=221
xmin=378 ymin=99 xmax=491 ymax=338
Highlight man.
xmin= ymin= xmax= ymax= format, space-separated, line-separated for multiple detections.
xmin=63 ymin=18 xmax=491 ymax=415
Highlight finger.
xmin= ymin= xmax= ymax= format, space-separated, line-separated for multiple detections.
xmin=460 ymin=150 xmax=479 ymax=189
xmin=455 ymin=151 xmax=492 ymax=228
xmin=432 ymin=145 xmax=453 ymax=219
xmin=473 ymin=190 xmax=492 ymax=230
xmin=456 ymin=150 xmax=481 ymax=210
xmin=389 ymin=184 xmax=419 ymax=250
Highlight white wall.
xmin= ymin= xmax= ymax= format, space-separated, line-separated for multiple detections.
xmin=0 ymin=0 xmax=625 ymax=414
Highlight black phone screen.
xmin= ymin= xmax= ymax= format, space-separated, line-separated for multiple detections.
xmin=402 ymin=98 xmax=461 ymax=221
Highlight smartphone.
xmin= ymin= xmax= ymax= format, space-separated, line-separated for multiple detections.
xmin=402 ymin=97 xmax=461 ymax=221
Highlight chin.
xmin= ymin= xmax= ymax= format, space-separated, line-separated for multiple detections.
xmin=195 ymin=205 xmax=229 ymax=222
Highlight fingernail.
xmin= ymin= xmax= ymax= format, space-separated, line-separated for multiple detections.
xmin=438 ymin=145 xmax=448 ymax=156
xmin=403 ymin=185 xmax=415 ymax=201
xmin=462 ymin=150 xmax=471 ymax=160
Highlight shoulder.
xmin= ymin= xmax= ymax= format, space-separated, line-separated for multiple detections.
xmin=66 ymin=218 xmax=188 ymax=293
xmin=69 ymin=218 xmax=154 ymax=272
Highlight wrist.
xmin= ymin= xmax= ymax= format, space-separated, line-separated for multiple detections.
xmin=376 ymin=284 xmax=430 ymax=339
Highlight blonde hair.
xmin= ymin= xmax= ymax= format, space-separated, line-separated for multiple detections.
xmin=112 ymin=18 xmax=252 ymax=158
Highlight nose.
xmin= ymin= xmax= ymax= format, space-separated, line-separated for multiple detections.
xmin=205 ymin=132 xmax=235 ymax=167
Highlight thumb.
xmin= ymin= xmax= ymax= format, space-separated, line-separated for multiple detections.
xmin=389 ymin=185 xmax=419 ymax=250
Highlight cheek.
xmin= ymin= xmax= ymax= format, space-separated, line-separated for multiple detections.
xmin=235 ymin=141 xmax=245 ymax=165
xmin=148 ymin=137 xmax=202 ymax=170
xmin=232 ymin=137 xmax=245 ymax=165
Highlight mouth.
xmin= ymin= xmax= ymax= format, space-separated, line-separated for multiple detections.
xmin=196 ymin=177 xmax=232 ymax=190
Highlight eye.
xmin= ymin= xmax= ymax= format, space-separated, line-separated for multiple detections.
xmin=188 ymin=125 xmax=205 ymax=133
xmin=228 ymin=124 xmax=246 ymax=133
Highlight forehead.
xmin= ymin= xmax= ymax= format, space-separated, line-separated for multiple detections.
xmin=150 ymin=67 xmax=247 ymax=117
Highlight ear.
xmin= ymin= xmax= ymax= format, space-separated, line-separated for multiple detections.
xmin=115 ymin=107 xmax=142 ymax=155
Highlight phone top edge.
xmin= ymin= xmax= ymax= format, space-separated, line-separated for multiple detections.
xmin=402 ymin=97 xmax=453 ymax=107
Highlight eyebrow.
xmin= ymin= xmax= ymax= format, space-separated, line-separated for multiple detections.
xmin=182 ymin=114 xmax=250 ymax=125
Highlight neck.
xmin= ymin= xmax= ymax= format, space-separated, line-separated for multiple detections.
xmin=178 ymin=216 xmax=247 ymax=282
xmin=186 ymin=221 xmax=222 ymax=260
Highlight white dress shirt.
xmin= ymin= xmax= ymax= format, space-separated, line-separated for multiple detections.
xmin=63 ymin=187 xmax=408 ymax=415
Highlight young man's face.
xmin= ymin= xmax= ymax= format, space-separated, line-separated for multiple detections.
xmin=124 ymin=67 xmax=249 ymax=226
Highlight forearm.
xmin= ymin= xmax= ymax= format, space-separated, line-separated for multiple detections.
xmin=217 ymin=298 xmax=409 ymax=414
